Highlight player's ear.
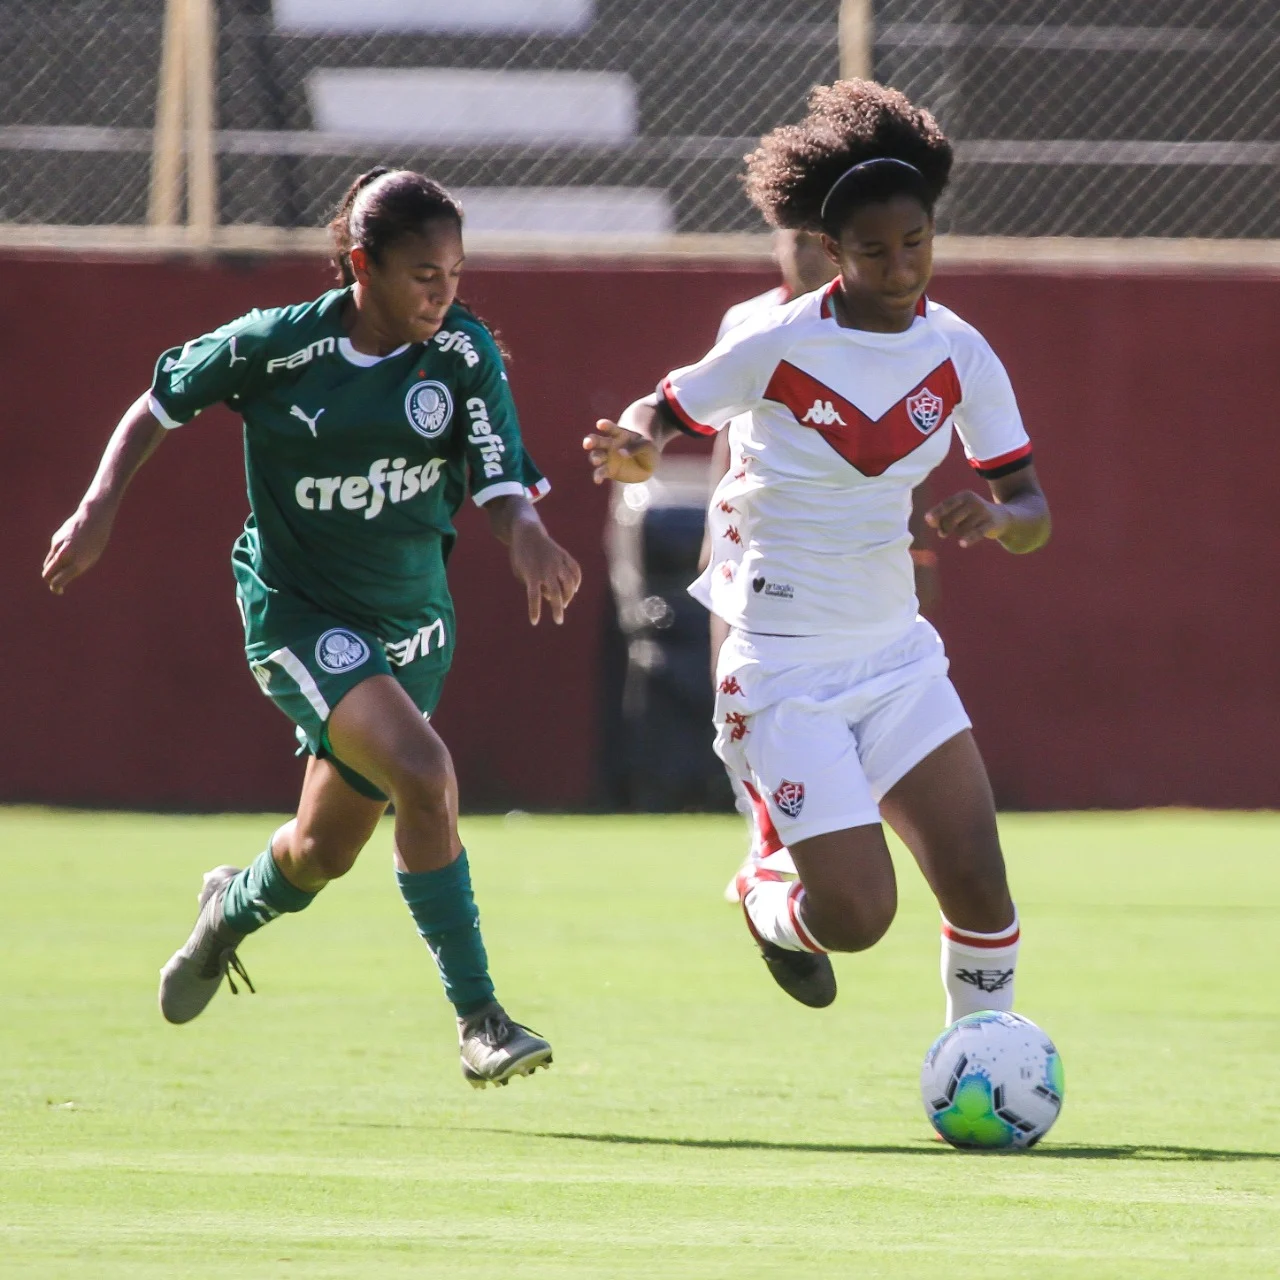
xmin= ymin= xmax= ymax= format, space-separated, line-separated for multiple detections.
xmin=349 ymin=245 xmax=371 ymax=284
xmin=819 ymin=232 xmax=842 ymax=267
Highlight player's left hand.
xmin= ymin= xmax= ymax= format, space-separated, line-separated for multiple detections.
xmin=925 ymin=491 xmax=1012 ymax=549
xmin=509 ymin=523 xmax=582 ymax=625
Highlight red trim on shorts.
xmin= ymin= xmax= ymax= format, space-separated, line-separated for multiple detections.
xmin=659 ymin=378 xmax=717 ymax=437
xmin=787 ymin=883 xmax=826 ymax=953
xmin=942 ymin=921 xmax=1020 ymax=949
xmin=742 ymin=780 xmax=786 ymax=857
xmin=967 ymin=442 xmax=1032 ymax=472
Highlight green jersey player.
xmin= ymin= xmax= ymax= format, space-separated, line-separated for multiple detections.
xmin=42 ymin=168 xmax=582 ymax=1087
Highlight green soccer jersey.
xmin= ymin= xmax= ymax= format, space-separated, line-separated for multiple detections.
xmin=148 ymin=286 xmax=548 ymax=636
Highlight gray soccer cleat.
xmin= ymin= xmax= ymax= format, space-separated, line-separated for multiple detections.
xmin=457 ymin=1002 xmax=553 ymax=1088
xmin=158 ymin=865 xmax=255 ymax=1024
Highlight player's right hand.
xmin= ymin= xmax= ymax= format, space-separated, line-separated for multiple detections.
xmin=42 ymin=504 xmax=113 ymax=595
xmin=583 ymin=419 xmax=659 ymax=485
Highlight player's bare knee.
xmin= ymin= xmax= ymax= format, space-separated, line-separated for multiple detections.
xmin=295 ymin=832 xmax=361 ymax=881
xmin=386 ymin=755 xmax=451 ymax=821
xmin=804 ymin=884 xmax=896 ymax=952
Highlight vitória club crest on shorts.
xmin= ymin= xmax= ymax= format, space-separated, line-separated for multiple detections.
xmin=404 ymin=380 xmax=454 ymax=439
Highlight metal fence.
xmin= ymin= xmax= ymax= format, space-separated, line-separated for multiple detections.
xmin=1 ymin=0 xmax=1277 ymax=243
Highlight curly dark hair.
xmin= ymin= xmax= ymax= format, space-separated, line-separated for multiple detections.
xmin=743 ymin=79 xmax=953 ymax=233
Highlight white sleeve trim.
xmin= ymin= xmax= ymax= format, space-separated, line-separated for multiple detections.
xmin=147 ymin=393 xmax=184 ymax=430
xmin=471 ymin=479 xmax=527 ymax=507
xmin=526 ymin=476 xmax=552 ymax=503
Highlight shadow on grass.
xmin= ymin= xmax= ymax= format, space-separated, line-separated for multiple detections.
xmin=476 ymin=1129 xmax=1279 ymax=1162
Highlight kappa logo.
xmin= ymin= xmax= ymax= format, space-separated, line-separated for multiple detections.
xmin=384 ymin=618 xmax=448 ymax=668
xmin=464 ymin=396 xmax=506 ymax=478
xmin=955 ymin=968 xmax=1015 ymax=993
xmin=773 ymin=779 xmax=805 ymax=818
xmin=432 ymin=328 xmax=480 ymax=367
xmin=718 ymin=675 xmax=743 ymax=696
xmin=315 ymin=628 xmax=370 ymax=674
xmin=290 ymin=404 xmax=324 ymax=437
xmin=724 ymin=712 xmax=749 ymax=742
xmin=906 ymin=386 xmax=946 ymax=434
xmin=801 ymin=399 xmax=847 ymax=426
xmin=405 ymin=380 xmax=454 ymax=439
xmin=228 ymin=336 xmax=247 ymax=367
xmin=266 ymin=336 xmax=336 ymax=373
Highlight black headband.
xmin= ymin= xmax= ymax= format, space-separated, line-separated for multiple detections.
xmin=819 ymin=157 xmax=926 ymax=226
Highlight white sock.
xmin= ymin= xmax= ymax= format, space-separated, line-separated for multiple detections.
xmin=940 ymin=911 xmax=1020 ymax=1023
xmin=742 ymin=879 xmax=826 ymax=953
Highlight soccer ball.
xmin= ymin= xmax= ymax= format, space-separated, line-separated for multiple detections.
xmin=920 ymin=1010 xmax=1064 ymax=1150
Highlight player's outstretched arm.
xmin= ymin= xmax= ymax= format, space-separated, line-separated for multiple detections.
xmin=925 ymin=463 xmax=1050 ymax=555
xmin=43 ymin=394 xmax=168 ymax=595
xmin=582 ymin=394 xmax=683 ymax=486
xmin=485 ymin=494 xmax=582 ymax=626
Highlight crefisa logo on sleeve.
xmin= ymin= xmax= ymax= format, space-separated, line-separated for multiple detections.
xmin=315 ymin=628 xmax=370 ymax=674
xmin=404 ymin=380 xmax=453 ymax=439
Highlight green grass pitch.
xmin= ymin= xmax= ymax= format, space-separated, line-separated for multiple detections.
xmin=1 ymin=807 xmax=1276 ymax=1278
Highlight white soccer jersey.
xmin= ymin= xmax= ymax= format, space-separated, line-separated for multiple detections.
xmin=716 ymin=284 xmax=791 ymax=343
xmin=662 ymin=281 xmax=1032 ymax=647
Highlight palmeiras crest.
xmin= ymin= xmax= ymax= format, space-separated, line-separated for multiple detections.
xmin=404 ymin=380 xmax=454 ymax=439
xmin=906 ymin=386 xmax=945 ymax=435
xmin=773 ymin=779 xmax=805 ymax=819
xmin=315 ymin=628 xmax=370 ymax=674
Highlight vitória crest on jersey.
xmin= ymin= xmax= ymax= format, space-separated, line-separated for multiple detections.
xmin=315 ymin=628 xmax=370 ymax=674
xmin=905 ymin=386 xmax=945 ymax=434
xmin=404 ymin=380 xmax=454 ymax=439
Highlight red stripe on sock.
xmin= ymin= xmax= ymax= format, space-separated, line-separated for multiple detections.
xmin=787 ymin=884 xmax=826 ymax=954
xmin=942 ymin=921 xmax=1020 ymax=949
xmin=742 ymin=779 xmax=785 ymax=857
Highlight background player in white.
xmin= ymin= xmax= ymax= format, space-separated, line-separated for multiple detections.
xmin=586 ymin=80 xmax=1050 ymax=1023
xmin=703 ymin=232 xmax=941 ymax=899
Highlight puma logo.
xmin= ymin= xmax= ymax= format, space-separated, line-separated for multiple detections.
xmin=228 ymin=336 xmax=247 ymax=366
xmin=290 ymin=404 xmax=324 ymax=437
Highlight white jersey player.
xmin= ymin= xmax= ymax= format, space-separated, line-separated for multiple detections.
xmin=586 ymin=79 xmax=1050 ymax=1027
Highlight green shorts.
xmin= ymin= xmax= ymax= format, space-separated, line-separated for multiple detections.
xmin=236 ymin=568 xmax=453 ymax=801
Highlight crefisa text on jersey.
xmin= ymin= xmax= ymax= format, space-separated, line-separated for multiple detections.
xmin=294 ymin=456 xmax=445 ymax=518
xmin=465 ymin=397 xmax=506 ymax=479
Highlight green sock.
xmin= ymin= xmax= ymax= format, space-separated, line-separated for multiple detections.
xmin=396 ymin=850 xmax=495 ymax=1017
xmin=222 ymin=846 xmax=317 ymax=935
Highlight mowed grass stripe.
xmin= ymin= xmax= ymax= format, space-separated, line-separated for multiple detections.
xmin=0 ymin=809 xmax=1276 ymax=1278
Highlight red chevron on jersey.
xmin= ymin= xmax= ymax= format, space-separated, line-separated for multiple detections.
xmin=763 ymin=359 xmax=962 ymax=477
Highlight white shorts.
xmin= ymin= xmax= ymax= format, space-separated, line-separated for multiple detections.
xmin=713 ymin=619 xmax=971 ymax=845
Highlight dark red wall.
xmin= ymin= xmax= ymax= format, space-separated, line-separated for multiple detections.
xmin=3 ymin=251 xmax=1277 ymax=810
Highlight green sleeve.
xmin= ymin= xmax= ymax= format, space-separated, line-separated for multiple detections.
xmin=147 ymin=309 xmax=267 ymax=427
xmin=458 ymin=327 xmax=551 ymax=506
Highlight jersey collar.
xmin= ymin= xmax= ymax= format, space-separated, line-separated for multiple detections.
xmin=337 ymin=337 xmax=411 ymax=367
xmin=820 ymin=280 xmax=929 ymax=321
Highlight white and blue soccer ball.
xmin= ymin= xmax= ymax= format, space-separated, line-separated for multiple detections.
xmin=920 ymin=1011 xmax=1065 ymax=1150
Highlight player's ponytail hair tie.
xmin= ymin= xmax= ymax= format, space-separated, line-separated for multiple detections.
xmin=819 ymin=157 xmax=929 ymax=234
